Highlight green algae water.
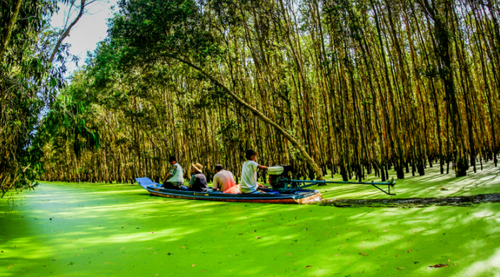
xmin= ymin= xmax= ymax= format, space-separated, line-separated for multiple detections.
xmin=2 ymin=169 xmax=500 ymax=276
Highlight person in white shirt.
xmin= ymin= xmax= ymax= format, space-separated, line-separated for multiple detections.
xmin=212 ymin=164 xmax=236 ymax=193
xmin=240 ymin=149 xmax=269 ymax=194
xmin=163 ymin=156 xmax=185 ymax=189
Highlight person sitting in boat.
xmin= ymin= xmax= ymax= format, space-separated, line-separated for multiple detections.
xmin=212 ymin=164 xmax=236 ymax=193
xmin=188 ymin=163 xmax=208 ymax=192
xmin=240 ymin=149 xmax=269 ymax=194
xmin=163 ymin=156 xmax=186 ymax=190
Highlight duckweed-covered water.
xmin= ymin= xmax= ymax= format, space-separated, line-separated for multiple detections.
xmin=1 ymin=164 xmax=500 ymax=276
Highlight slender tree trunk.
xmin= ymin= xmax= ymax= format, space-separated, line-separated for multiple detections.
xmin=0 ymin=0 xmax=23 ymax=61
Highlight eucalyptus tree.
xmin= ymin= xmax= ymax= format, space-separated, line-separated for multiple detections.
xmin=415 ymin=0 xmax=469 ymax=176
xmin=0 ymin=0 xmax=59 ymax=196
xmin=37 ymin=0 xmax=500 ymax=184
xmin=49 ymin=0 xmax=99 ymax=63
xmin=108 ymin=0 xmax=325 ymax=179
xmin=0 ymin=0 xmax=98 ymax=196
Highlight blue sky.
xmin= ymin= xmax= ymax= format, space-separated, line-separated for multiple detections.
xmin=50 ymin=0 xmax=118 ymax=74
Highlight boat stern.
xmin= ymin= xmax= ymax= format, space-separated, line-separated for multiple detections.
xmin=295 ymin=190 xmax=324 ymax=204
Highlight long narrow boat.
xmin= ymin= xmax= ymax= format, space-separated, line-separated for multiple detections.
xmin=135 ymin=177 xmax=323 ymax=204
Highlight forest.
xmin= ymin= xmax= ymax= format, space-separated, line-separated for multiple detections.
xmin=1 ymin=0 xmax=500 ymax=196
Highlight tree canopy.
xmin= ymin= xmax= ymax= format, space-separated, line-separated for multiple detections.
xmin=0 ymin=0 xmax=97 ymax=196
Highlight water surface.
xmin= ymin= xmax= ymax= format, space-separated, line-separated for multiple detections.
xmin=1 ymin=181 xmax=500 ymax=276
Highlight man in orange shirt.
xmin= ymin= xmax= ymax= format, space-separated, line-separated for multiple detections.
xmin=212 ymin=164 xmax=236 ymax=193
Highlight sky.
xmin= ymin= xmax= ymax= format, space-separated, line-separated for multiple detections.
xmin=50 ymin=0 xmax=118 ymax=75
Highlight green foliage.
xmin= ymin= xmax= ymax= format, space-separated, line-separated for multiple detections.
xmin=110 ymin=0 xmax=222 ymax=68
xmin=0 ymin=0 xmax=68 ymax=197
xmin=39 ymin=71 xmax=101 ymax=159
xmin=36 ymin=0 xmax=500 ymax=184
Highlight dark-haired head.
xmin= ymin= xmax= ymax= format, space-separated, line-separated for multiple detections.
xmin=169 ymin=156 xmax=176 ymax=163
xmin=215 ymin=164 xmax=224 ymax=172
xmin=245 ymin=149 xmax=257 ymax=160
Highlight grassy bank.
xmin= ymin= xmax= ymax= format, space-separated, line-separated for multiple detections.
xmin=312 ymin=160 xmax=500 ymax=200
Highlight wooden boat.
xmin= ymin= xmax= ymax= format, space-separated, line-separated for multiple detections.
xmin=135 ymin=177 xmax=323 ymax=204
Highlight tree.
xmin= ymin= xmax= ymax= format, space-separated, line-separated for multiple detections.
xmin=109 ymin=0 xmax=325 ymax=179
xmin=36 ymin=0 xmax=499 ymax=185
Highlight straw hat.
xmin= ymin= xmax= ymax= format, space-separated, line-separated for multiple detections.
xmin=192 ymin=163 xmax=203 ymax=173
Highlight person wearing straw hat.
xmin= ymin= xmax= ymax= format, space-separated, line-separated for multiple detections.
xmin=188 ymin=163 xmax=208 ymax=192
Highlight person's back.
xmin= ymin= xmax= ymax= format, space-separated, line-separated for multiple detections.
xmin=213 ymin=169 xmax=236 ymax=192
xmin=240 ymin=160 xmax=259 ymax=193
xmin=188 ymin=163 xmax=208 ymax=192
xmin=163 ymin=156 xmax=185 ymax=189
xmin=190 ymin=172 xmax=208 ymax=192
xmin=169 ymin=163 xmax=184 ymax=183
xmin=240 ymin=150 xmax=268 ymax=194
